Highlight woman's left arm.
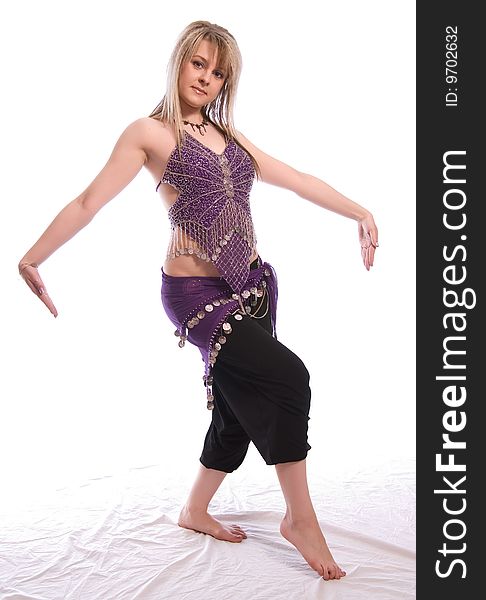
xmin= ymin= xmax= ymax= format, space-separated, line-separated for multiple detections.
xmin=236 ymin=131 xmax=379 ymax=270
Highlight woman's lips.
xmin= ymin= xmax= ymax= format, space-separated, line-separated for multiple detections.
xmin=191 ymin=86 xmax=207 ymax=95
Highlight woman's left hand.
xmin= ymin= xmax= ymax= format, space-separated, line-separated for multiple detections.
xmin=358 ymin=212 xmax=379 ymax=271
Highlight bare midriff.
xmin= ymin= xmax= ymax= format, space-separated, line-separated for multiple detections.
xmin=163 ymin=247 xmax=259 ymax=277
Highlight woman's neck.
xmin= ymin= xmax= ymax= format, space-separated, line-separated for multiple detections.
xmin=181 ymin=112 xmax=205 ymax=124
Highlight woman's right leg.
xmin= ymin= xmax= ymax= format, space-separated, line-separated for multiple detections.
xmin=178 ymin=463 xmax=247 ymax=542
xmin=178 ymin=374 xmax=251 ymax=542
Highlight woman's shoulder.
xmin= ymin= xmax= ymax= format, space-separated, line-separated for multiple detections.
xmin=127 ymin=117 xmax=176 ymax=158
xmin=133 ymin=116 xmax=175 ymax=141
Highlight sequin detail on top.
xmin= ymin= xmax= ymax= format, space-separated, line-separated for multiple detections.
xmin=156 ymin=132 xmax=257 ymax=293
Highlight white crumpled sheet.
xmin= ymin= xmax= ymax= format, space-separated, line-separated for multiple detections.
xmin=0 ymin=457 xmax=415 ymax=599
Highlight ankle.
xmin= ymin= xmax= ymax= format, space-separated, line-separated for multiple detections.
xmin=181 ymin=503 xmax=209 ymax=515
xmin=284 ymin=511 xmax=318 ymax=526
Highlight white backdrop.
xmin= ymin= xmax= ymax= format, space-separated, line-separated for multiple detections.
xmin=2 ymin=0 xmax=415 ymax=504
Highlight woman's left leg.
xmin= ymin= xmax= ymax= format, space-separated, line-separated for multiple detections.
xmin=275 ymin=459 xmax=347 ymax=580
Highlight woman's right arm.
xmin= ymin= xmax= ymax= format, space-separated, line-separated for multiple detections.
xmin=18 ymin=117 xmax=151 ymax=316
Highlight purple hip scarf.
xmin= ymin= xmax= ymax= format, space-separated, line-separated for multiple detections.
xmin=161 ymin=256 xmax=278 ymax=409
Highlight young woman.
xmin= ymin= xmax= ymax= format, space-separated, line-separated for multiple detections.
xmin=18 ymin=20 xmax=378 ymax=581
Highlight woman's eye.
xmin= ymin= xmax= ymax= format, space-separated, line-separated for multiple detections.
xmin=192 ymin=61 xmax=224 ymax=79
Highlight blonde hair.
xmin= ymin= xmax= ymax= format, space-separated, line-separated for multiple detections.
xmin=148 ymin=20 xmax=261 ymax=180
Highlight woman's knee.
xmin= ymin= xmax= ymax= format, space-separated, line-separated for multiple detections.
xmin=278 ymin=346 xmax=311 ymax=389
xmin=286 ymin=352 xmax=312 ymax=413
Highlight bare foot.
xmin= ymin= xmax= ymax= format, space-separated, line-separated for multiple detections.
xmin=280 ymin=515 xmax=346 ymax=580
xmin=178 ymin=506 xmax=248 ymax=543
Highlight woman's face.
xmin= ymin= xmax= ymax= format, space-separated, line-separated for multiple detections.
xmin=178 ymin=39 xmax=227 ymax=112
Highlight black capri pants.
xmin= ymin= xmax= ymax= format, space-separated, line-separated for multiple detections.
xmin=199 ymin=257 xmax=312 ymax=473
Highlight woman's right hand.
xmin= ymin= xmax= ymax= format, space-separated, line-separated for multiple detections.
xmin=18 ymin=263 xmax=58 ymax=318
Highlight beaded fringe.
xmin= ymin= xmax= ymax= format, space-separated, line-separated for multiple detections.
xmin=167 ymin=196 xmax=257 ymax=264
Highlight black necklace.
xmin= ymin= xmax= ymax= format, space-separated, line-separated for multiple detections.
xmin=183 ymin=119 xmax=209 ymax=136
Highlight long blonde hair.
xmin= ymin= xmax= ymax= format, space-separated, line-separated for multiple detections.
xmin=148 ymin=20 xmax=261 ymax=180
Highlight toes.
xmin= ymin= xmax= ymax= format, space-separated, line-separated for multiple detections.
xmin=229 ymin=528 xmax=244 ymax=537
xmin=229 ymin=526 xmax=247 ymax=537
xmin=321 ymin=564 xmax=343 ymax=580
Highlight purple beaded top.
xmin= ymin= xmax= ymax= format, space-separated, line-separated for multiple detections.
xmin=156 ymin=132 xmax=258 ymax=293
